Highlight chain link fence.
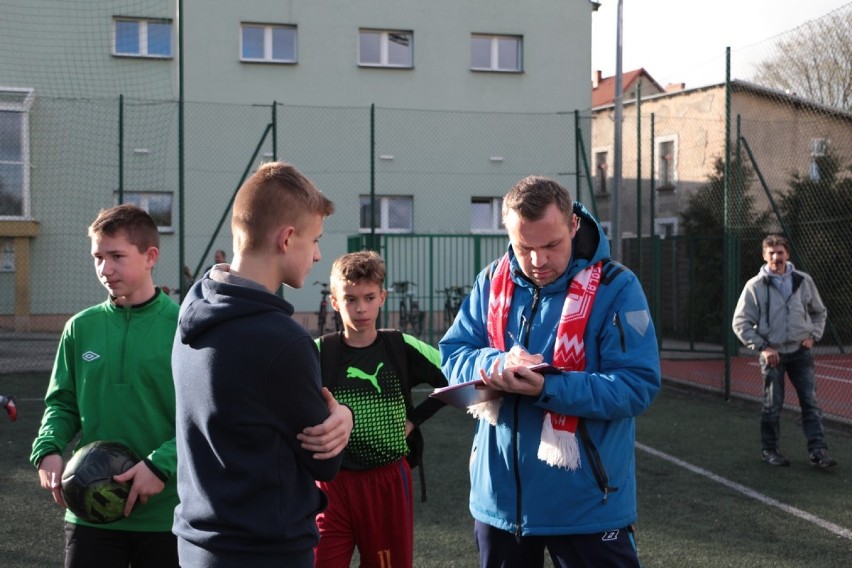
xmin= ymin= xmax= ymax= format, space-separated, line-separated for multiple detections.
xmin=3 ymin=0 xmax=852 ymax=426
xmin=612 ymin=3 xmax=852 ymax=423
xmin=0 ymin=92 xmax=591 ymax=369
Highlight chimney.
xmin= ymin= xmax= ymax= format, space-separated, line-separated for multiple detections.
xmin=592 ymin=70 xmax=602 ymax=89
xmin=665 ymin=82 xmax=686 ymax=93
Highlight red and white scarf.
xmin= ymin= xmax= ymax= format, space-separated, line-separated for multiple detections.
xmin=474 ymin=253 xmax=601 ymax=470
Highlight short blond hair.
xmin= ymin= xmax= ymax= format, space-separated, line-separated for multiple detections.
xmin=232 ymin=162 xmax=335 ymax=253
xmin=330 ymin=251 xmax=386 ymax=294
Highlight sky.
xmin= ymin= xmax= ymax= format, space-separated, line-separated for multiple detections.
xmin=591 ymin=0 xmax=850 ymax=89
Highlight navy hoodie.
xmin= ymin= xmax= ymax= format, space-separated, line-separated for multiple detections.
xmin=172 ymin=268 xmax=343 ymax=562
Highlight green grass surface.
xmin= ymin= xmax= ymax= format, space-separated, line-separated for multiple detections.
xmin=2 ymin=373 xmax=851 ymax=566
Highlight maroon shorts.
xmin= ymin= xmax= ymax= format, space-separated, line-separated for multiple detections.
xmin=315 ymin=459 xmax=414 ymax=568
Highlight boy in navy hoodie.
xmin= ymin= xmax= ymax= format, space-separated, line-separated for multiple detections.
xmin=172 ymin=162 xmax=353 ymax=568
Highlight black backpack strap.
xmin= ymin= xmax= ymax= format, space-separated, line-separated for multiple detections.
xmin=379 ymin=329 xmax=427 ymax=502
xmin=378 ymin=329 xmax=411 ymax=405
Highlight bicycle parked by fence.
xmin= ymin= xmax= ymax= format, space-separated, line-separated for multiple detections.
xmin=440 ymin=285 xmax=472 ymax=329
xmin=392 ymin=280 xmax=422 ymax=337
xmin=314 ymin=281 xmax=342 ymax=335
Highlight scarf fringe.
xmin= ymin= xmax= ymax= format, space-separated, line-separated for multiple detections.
xmin=467 ymin=399 xmax=501 ymax=425
xmin=537 ymin=414 xmax=581 ymax=470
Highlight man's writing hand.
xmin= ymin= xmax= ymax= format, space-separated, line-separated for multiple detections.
xmin=504 ymin=344 xmax=543 ymax=368
xmin=480 ymin=358 xmax=545 ymax=397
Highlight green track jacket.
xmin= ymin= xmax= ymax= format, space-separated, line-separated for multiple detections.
xmin=31 ymin=291 xmax=179 ymax=531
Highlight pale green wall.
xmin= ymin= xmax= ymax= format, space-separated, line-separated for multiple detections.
xmin=0 ymin=0 xmax=593 ymax=321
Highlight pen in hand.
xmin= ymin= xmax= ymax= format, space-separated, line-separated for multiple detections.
xmin=505 ymin=331 xmax=542 ymax=367
xmin=507 ymin=331 xmax=527 ymax=352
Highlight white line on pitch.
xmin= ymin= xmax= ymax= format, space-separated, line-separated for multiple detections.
xmin=636 ymin=442 xmax=852 ymax=541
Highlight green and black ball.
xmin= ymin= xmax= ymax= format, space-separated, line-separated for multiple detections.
xmin=61 ymin=441 xmax=139 ymax=524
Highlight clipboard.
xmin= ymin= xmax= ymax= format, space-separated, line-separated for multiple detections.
xmin=430 ymin=364 xmax=563 ymax=409
xmin=429 ymin=379 xmax=503 ymax=409
xmin=526 ymin=362 xmax=563 ymax=375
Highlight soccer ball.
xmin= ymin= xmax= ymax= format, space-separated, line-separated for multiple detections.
xmin=61 ymin=441 xmax=139 ymax=524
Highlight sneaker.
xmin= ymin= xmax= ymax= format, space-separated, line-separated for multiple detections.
xmin=761 ymin=449 xmax=791 ymax=466
xmin=2 ymin=395 xmax=16 ymax=422
xmin=809 ymin=449 xmax=838 ymax=469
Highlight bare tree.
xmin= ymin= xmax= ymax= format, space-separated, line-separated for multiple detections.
xmin=753 ymin=4 xmax=852 ymax=112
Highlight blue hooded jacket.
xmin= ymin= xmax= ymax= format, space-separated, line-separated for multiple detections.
xmin=439 ymin=202 xmax=661 ymax=536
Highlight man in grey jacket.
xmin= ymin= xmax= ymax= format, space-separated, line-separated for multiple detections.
xmin=732 ymin=234 xmax=836 ymax=468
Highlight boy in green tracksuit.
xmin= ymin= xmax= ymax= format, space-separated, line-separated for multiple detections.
xmin=31 ymin=204 xmax=180 ymax=568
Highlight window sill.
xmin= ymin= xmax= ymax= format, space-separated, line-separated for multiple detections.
xmin=357 ymin=63 xmax=414 ymax=70
xmin=112 ymin=53 xmax=173 ymax=60
xmin=470 ymin=68 xmax=524 ymax=74
xmin=0 ymin=219 xmax=40 ymax=238
xmin=240 ymin=59 xmax=298 ymax=65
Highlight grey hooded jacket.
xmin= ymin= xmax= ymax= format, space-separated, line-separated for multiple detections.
xmin=732 ymin=262 xmax=827 ymax=354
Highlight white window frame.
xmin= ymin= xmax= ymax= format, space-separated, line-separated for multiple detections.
xmin=113 ymin=17 xmax=173 ymax=58
xmin=115 ymin=191 xmax=174 ymax=232
xmin=358 ymin=29 xmax=413 ymax=68
xmin=0 ymin=87 xmax=35 ymax=220
xmin=470 ymin=197 xmax=504 ymax=234
xmin=359 ymin=195 xmax=413 ymax=233
xmin=656 ymin=135 xmax=678 ymax=189
xmin=240 ymin=23 xmax=298 ymax=63
xmin=654 ymin=217 xmax=678 ymax=238
xmin=598 ymin=220 xmax=611 ymax=237
xmin=470 ymin=34 xmax=523 ymax=72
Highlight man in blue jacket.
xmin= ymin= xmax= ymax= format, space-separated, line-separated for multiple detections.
xmin=440 ymin=176 xmax=660 ymax=567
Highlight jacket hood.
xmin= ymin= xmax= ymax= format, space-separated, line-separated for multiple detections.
xmin=506 ymin=201 xmax=610 ymax=290
xmin=177 ymin=274 xmax=293 ymax=344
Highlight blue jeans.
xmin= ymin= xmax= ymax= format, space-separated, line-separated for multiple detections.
xmin=760 ymin=346 xmax=826 ymax=453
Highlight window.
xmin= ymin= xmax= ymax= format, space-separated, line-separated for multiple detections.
xmin=594 ymin=150 xmax=608 ymax=194
xmin=358 ymin=29 xmax=413 ymax=68
xmin=0 ymin=88 xmax=34 ymax=219
xmin=657 ymin=137 xmax=677 ymax=189
xmin=471 ymin=197 xmax=504 ymax=233
xmin=470 ymin=34 xmax=522 ymax=72
xmin=114 ymin=18 xmax=173 ymax=58
xmin=116 ymin=192 xmax=174 ymax=231
xmin=359 ymin=195 xmax=413 ymax=233
xmin=654 ymin=217 xmax=678 ymax=238
xmin=809 ymin=138 xmax=829 ymax=181
xmin=1 ymin=239 xmax=14 ymax=272
xmin=241 ymin=23 xmax=297 ymax=63
xmin=810 ymin=138 xmax=828 ymax=157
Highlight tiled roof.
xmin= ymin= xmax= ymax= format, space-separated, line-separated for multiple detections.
xmin=592 ymin=68 xmax=664 ymax=107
